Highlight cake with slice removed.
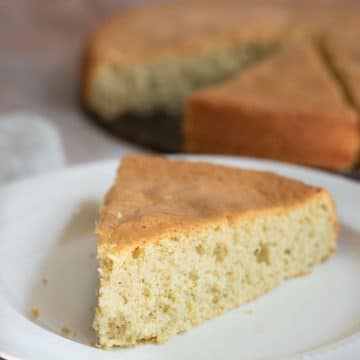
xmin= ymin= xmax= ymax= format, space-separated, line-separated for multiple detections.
xmin=82 ymin=1 xmax=297 ymax=150
xmin=93 ymin=155 xmax=338 ymax=348
xmin=185 ymin=41 xmax=359 ymax=170
xmin=83 ymin=1 xmax=293 ymax=120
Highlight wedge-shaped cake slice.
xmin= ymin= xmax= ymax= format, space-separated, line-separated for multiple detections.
xmin=94 ymin=155 xmax=338 ymax=348
xmin=185 ymin=42 xmax=359 ymax=170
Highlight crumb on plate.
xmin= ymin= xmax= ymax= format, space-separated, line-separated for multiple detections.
xmin=61 ymin=327 xmax=70 ymax=336
xmin=30 ymin=308 xmax=39 ymax=320
xmin=297 ymin=269 xmax=311 ymax=277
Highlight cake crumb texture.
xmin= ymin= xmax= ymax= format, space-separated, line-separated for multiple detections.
xmin=94 ymin=155 xmax=338 ymax=348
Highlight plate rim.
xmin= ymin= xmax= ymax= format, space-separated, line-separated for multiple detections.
xmin=1 ymin=154 xmax=360 ymax=193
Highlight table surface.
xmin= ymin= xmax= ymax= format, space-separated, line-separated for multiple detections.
xmin=0 ymin=0 xmax=359 ymax=181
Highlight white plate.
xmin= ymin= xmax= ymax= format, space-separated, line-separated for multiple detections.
xmin=0 ymin=155 xmax=359 ymax=360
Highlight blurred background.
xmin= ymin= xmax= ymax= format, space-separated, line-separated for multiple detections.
xmin=0 ymin=0 xmax=145 ymax=171
xmin=1 ymin=0 xmax=359 ymax=183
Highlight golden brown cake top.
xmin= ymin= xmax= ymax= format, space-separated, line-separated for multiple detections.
xmin=189 ymin=41 xmax=357 ymax=118
xmin=97 ymin=155 xmax=326 ymax=254
xmin=323 ymin=23 xmax=360 ymax=110
xmin=283 ymin=2 xmax=360 ymax=37
xmin=88 ymin=1 xmax=295 ymax=65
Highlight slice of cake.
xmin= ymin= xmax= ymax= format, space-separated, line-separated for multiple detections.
xmin=185 ymin=41 xmax=359 ymax=170
xmin=94 ymin=155 xmax=338 ymax=348
xmin=82 ymin=2 xmax=297 ymax=150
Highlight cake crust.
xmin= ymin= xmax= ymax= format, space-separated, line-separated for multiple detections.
xmin=85 ymin=1 xmax=292 ymax=66
xmin=96 ymin=155 xmax=335 ymax=254
xmin=185 ymin=42 xmax=359 ymax=170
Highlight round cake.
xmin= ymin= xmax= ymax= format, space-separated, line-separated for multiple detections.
xmin=82 ymin=1 xmax=360 ymax=170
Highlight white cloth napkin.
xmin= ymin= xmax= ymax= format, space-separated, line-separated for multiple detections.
xmin=0 ymin=112 xmax=66 ymax=184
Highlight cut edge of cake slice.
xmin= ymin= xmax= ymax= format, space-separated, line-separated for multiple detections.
xmin=185 ymin=40 xmax=359 ymax=170
xmin=93 ymin=155 xmax=338 ymax=348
